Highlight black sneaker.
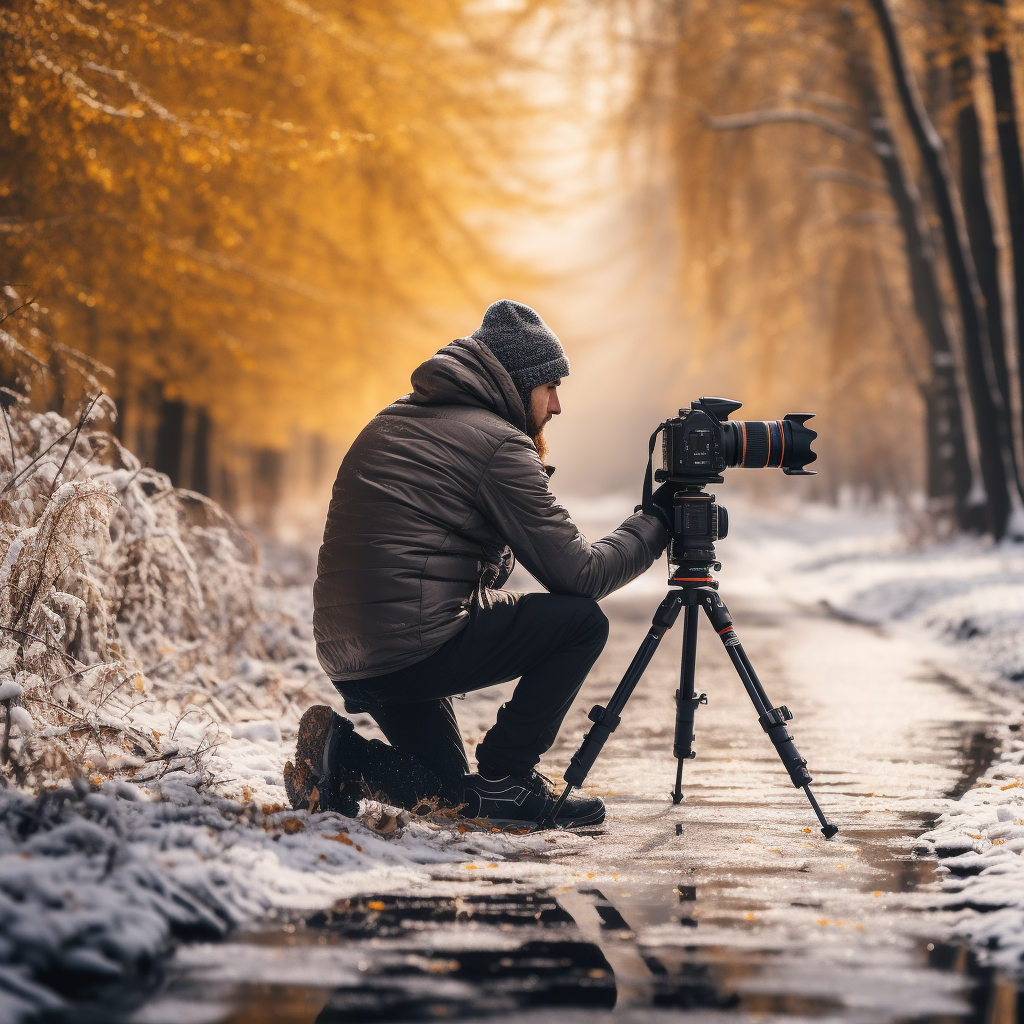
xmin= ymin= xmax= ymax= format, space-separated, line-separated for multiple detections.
xmin=284 ymin=705 xmax=360 ymax=816
xmin=461 ymin=770 xmax=605 ymax=828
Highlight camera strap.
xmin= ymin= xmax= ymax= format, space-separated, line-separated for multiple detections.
xmin=640 ymin=425 xmax=664 ymax=513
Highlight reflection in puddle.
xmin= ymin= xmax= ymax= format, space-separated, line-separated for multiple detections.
xmin=309 ymin=893 xmax=615 ymax=1020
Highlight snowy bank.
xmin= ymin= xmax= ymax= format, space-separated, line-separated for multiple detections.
xmin=917 ymin=738 xmax=1024 ymax=972
xmin=720 ymin=497 xmax=1024 ymax=690
xmin=0 ymin=773 xmax=594 ymax=1021
xmin=0 ymin=401 xmax=597 ymax=1019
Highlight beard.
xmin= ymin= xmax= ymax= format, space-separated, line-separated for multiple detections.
xmin=532 ymin=427 xmax=549 ymax=464
xmin=526 ymin=407 xmax=549 ymax=464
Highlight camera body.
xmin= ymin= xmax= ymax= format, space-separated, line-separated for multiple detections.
xmin=653 ymin=397 xmax=816 ymax=572
xmin=659 ymin=397 xmax=817 ymax=486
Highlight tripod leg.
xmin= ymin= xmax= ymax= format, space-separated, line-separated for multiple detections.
xmin=671 ymin=604 xmax=704 ymax=804
xmin=698 ymin=589 xmax=839 ymax=839
xmin=545 ymin=591 xmax=686 ymax=827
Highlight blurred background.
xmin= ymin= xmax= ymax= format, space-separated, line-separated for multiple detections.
xmin=4 ymin=0 xmax=1024 ymax=542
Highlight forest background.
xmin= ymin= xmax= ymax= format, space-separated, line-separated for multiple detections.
xmin=4 ymin=0 xmax=1024 ymax=541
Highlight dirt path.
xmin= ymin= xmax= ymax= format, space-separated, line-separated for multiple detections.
xmin=131 ymin=576 xmax=1012 ymax=1024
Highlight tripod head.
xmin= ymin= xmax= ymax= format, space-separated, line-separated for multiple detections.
xmin=665 ymin=486 xmax=728 ymax=587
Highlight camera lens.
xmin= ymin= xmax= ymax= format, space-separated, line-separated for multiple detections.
xmin=723 ymin=417 xmax=816 ymax=473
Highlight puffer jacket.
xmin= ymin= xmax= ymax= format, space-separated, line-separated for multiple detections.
xmin=313 ymin=338 xmax=666 ymax=681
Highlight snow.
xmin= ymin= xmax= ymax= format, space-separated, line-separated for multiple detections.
xmin=711 ymin=493 xmax=1024 ymax=974
xmin=0 ymin=403 xmax=594 ymax=1019
xmin=4 ymin=396 xmax=1024 ymax=1018
xmin=570 ymin=489 xmax=1024 ymax=974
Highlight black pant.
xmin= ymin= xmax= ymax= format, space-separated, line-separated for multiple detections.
xmin=333 ymin=590 xmax=609 ymax=809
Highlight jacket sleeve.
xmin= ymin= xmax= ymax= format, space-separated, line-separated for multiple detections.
xmin=474 ymin=435 xmax=667 ymax=601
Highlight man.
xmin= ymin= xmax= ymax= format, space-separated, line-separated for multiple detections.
xmin=285 ymin=299 xmax=668 ymax=827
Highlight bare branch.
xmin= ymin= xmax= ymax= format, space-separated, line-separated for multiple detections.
xmin=83 ymin=62 xmax=223 ymax=140
xmin=32 ymin=50 xmax=140 ymax=120
xmin=680 ymin=98 xmax=869 ymax=147
xmin=782 ymin=88 xmax=860 ymax=117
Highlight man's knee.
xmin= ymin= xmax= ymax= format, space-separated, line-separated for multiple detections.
xmin=574 ymin=598 xmax=609 ymax=650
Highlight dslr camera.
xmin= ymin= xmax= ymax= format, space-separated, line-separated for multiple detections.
xmin=650 ymin=397 xmax=817 ymax=567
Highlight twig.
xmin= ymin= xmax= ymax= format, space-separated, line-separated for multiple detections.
xmin=48 ymin=393 xmax=103 ymax=498
xmin=0 ymin=298 xmax=36 ymax=325
xmin=680 ymin=97 xmax=870 ymax=147
xmin=0 ymin=396 xmax=15 ymax=473
xmin=0 ymin=623 xmax=81 ymax=662
xmin=2 ymin=422 xmax=81 ymax=495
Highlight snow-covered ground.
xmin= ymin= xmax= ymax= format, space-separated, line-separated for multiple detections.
xmin=4 ymin=429 xmax=1024 ymax=1020
xmin=712 ymin=494 xmax=1024 ymax=974
xmin=0 ymin=405 xmax=592 ymax=1020
xmin=564 ymin=489 xmax=1024 ymax=975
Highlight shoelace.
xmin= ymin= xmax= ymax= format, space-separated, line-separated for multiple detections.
xmin=530 ymin=770 xmax=557 ymax=799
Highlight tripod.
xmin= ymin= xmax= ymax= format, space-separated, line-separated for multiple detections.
xmin=545 ymin=535 xmax=839 ymax=838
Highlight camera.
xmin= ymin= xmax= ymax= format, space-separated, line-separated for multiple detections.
xmin=650 ymin=397 xmax=817 ymax=569
xmin=659 ymin=397 xmax=817 ymax=486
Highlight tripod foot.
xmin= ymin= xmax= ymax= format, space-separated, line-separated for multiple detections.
xmin=802 ymin=785 xmax=839 ymax=838
xmin=671 ymin=761 xmax=684 ymax=804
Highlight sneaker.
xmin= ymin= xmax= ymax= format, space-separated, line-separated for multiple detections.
xmin=461 ymin=770 xmax=605 ymax=828
xmin=283 ymin=705 xmax=360 ymax=816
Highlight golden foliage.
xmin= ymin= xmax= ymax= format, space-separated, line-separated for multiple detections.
xmin=1 ymin=1 xmax=536 ymax=447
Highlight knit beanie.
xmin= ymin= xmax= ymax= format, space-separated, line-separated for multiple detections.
xmin=471 ymin=299 xmax=569 ymax=414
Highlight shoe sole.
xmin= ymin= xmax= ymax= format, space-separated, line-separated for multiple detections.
xmin=285 ymin=705 xmax=335 ymax=812
xmin=477 ymin=806 xmax=607 ymax=830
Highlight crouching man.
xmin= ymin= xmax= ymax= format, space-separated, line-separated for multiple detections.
xmin=285 ymin=299 xmax=667 ymax=827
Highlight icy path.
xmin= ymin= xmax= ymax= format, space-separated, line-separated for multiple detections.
xmin=129 ymin=502 xmax=1017 ymax=1023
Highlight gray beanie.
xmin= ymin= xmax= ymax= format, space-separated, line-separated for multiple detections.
xmin=471 ymin=299 xmax=569 ymax=413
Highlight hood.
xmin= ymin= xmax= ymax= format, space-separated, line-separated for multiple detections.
xmin=407 ymin=337 xmax=527 ymax=433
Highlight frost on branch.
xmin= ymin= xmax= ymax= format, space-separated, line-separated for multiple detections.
xmin=0 ymin=394 xmax=275 ymax=789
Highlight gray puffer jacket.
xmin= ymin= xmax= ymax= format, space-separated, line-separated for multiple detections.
xmin=313 ymin=338 xmax=666 ymax=681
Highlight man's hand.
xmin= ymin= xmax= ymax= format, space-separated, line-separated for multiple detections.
xmin=639 ymin=481 xmax=676 ymax=532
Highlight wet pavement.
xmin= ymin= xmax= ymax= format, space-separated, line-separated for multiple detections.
xmin=131 ymin=569 xmax=1016 ymax=1024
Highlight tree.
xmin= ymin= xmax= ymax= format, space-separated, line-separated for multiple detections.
xmin=1 ymin=1 xmax=539 ymax=495
xmin=621 ymin=0 xmax=1024 ymax=535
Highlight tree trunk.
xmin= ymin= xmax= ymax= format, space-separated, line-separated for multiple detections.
xmin=984 ymin=0 xmax=1024 ymax=498
xmin=844 ymin=10 xmax=978 ymax=522
xmin=953 ymin=17 xmax=1017 ymax=535
xmin=870 ymin=0 xmax=1021 ymax=537
xmin=154 ymin=398 xmax=185 ymax=486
